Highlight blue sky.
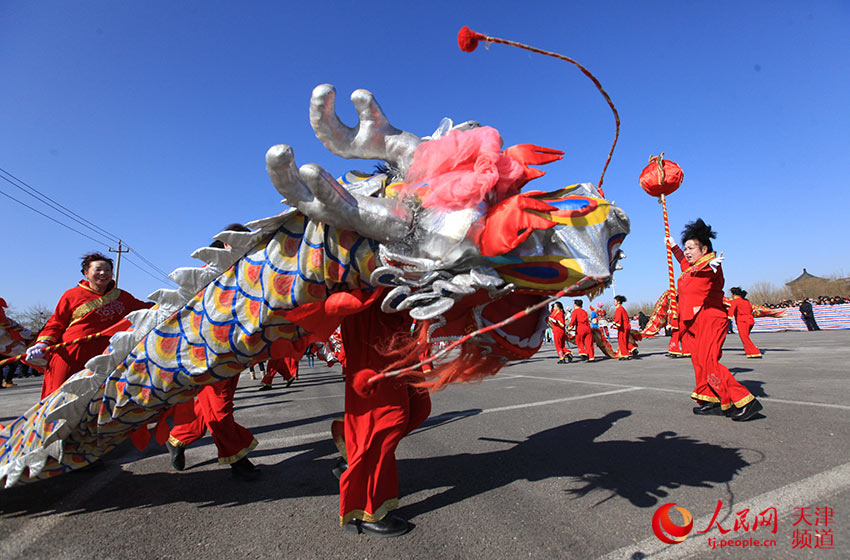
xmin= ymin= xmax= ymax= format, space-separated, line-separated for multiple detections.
xmin=2 ymin=1 xmax=848 ymax=314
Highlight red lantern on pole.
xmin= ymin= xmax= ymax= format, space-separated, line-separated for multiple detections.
xmin=639 ymin=153 xmax=683 ymax=197
xmin=638 ymin=153 xmax=685 ymax=348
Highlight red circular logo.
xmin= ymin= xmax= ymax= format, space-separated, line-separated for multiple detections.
xmin=652 ymin=503 xmax=694 ymax=544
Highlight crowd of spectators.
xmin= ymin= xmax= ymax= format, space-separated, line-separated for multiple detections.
xmin=762 ymin=296 xmax=850 ymax=309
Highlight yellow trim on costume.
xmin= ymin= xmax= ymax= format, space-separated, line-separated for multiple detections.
xmin=746 ymin=353 xmax=763 ymax=358
xmin=733 ymin=394 xmax=755 ymax=409
xmin=69 ymin=288 xmax=121 ymax=326
xmin=218 ymin=437 xmax=258 ymax=465
xmin=720 ymin=404 xmax=732 ymax=411
xmin=678 ymin=252 xmax=716 ymax=281
xmin=691 ymin=392 xmax=720 ymax=403
xmin=340 ymin=498 xmax=399 ymax=526
xmin=36 ymin=335 xmax=57 ymax=345
xmin=167 ymin=434 xmax=188 ymax=448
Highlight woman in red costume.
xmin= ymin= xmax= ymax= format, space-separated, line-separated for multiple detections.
xmin=547 ymin=302 xmax=572 ymax=363
xmin=569 ymin=299 xmax=594 ymax=362
xmin=728 ymin=287 xmax=762 ymax=358
xmin=26 ymin=252 xmax=150 ymax=400
xmin=613 ymin=295 xmax=634 ymax=360
xmin=667 ymin=219 xmax=762 ymax=421
xmin=338 ymin=302 xmax=431 ymax=537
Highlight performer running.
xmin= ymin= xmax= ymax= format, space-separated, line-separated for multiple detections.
xmin=165 ymin=225 xmax=261 ymax=481
xmin=667 ymin=219 xmax=762 ymax=421
xmin=547 ymin=302 xmax=572 ymax=363
xmin=25 ymin=252 xmax=151 ymax=399
xmin=339 ymin=302 xmax=431 ymax=537
xmin=728 ymin=287 xmax=762 ymax=358
xmin=569 ymin=299 xmax=594 ymax=362
xmin=259 ymin=355 xmax=299 ymax=390
xmin=613 ymin=295 xmax=634 ymax=360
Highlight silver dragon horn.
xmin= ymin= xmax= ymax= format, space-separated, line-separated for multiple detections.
xmin=265 ymin=144 xmax=412 ymax=244
xmin=309 ymin=84 xmax=422 ymax=178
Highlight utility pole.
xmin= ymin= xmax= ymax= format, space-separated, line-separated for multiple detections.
xmin=108 ymin=240 xmax=130 ymax=286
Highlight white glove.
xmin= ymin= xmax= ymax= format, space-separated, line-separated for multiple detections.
xmin=26 ymin=342 xmax=48 ymax=361
xmin=709 ymin=252 xmax=725 ymax=272
xmin=665 ymin=236 xmax=675 ymax=247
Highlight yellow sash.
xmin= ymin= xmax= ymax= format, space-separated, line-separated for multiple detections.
xmin=69 ymin=288 xmax=122 ymax=327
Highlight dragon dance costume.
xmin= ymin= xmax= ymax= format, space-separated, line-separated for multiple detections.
xmin=569 ymin=306 xmax=593 ymax=360
xmin=35 ymin=280 xmax=150 ymax=399
xmin=547 ymin=306 xmax=571 ymax=361
xmin=167 ymin=376 xmax=258 ymax=465
xmin=613 ymin=303 xmax=634 ymax=358
xmin=263 ymin=356 xmax=299 ymax=388
xmin=339 ymin=299 xmax=431 ymax=526
xmin=672 ymin=246 xmax=755 ymax=412
xmin=727 ymin=296 xmax=762 ymax=358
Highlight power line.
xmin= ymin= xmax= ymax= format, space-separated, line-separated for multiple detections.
xmin=122 ymin=255 xmax=177 ymax=286
xmin=0 ymin=168 xmax=120 ymax=245
xmin=0 ymin=167 xmax=178 ymax=287
xmin=123 ymin=243 xmax=176 ymax=280
xmin=0 ymin=186 xmax=112 ymax=248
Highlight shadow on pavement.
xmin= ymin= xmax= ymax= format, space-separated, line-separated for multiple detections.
xmin=739 ymin=379 xmax=768 ymax=398
xmin=0 ymin=411 xmax=750 ymax=519
xmin=397 ymin=410 xmax=750 ymax=518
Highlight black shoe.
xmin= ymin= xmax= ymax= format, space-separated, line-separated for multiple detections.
xmin=258 ymin=384 xmax=272 ymax=391
xmin=556 ymin=358 xmax=566 ymax=364
xmin=345 ymin=514 xmax=409 ymax=537
xmin=566 ymin=354 xmax=573 ymax=362
xmin=285 ymin=377 xmax=295 ymax=388
xmin=230 ymin=457 xmax=261 ymax=481
xmin=332 ymin=457 xmax=348 ymax=480
xmin=730 ymin=399 xmax=763 ymax=422
xmin=692 ymin=402 xmax=723 ymax=416
xmin=166 ymin=441 xmax=185 ymax=471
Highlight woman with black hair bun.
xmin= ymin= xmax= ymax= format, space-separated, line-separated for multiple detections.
xmin=728 ymin=287 xmax=762 ymax=358
xmin=547 ymin=301 xmax=573 ymax=364
xmin=666 ymin=219 xmax=763 ymax=422
xmin=613 ymin=295 xmax=637 ymax=360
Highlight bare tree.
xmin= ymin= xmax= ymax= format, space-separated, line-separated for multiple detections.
xmin=8 ymin=304 xmax=53 ymax=335
xmin=746 ymin=281 xmax=791 ymax=306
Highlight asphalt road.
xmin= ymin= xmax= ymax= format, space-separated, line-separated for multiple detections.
xmin=1 ymin=330 xmax=848 ymax=559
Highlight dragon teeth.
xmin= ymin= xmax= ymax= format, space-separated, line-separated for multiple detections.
xmin=147 ymin=288 xmax=184 ymax=311
xmin=190 ymin=246 xmax=230 ymax=270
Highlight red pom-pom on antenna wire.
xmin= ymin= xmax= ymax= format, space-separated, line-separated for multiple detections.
xmin=352 ymin=368 xmax=379 ymax=397
xmin=458 ymin=26 xmax=485 ymax=52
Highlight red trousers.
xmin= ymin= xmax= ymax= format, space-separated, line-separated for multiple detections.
xmin=168 ymin=376 xmax=257 ymax=464
xmin=669 ymin=328 xmax=688 ymax=356
xmin=682 ymin=308 xmax=754 ymax=411
xmin=263 ymin=356 xmax=298 ymax=386
xmin=616 ymin=328 xmax=632 ymax=358
xmin=41 ymin=338 xmax=110 ymax=399
xmin=552 ymin=327 xmax=571 ymax=359
xmin=736 ymin=320 xmax=762 ymax=357
xmin=339 ymin=304 xmax=431 ymax=525
xmin=575 ymin=325 xmax=594 ymax=360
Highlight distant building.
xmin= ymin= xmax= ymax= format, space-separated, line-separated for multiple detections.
xmin=786 ymin=269 xmax=850 ymax=299
xmin=786 ymin=268 xmax=823 ymax=287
